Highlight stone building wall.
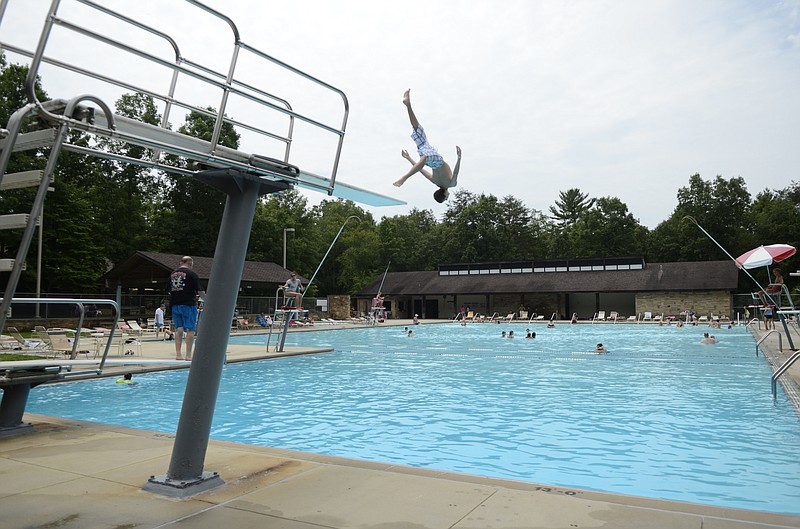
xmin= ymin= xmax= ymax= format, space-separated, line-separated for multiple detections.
xmin=328 ymin=295 xmax=351 ymax=320
xmin=635 ymin=291 xmax=732 ymax=319
xmin=495 ymin=293 xmax=563 ymax=319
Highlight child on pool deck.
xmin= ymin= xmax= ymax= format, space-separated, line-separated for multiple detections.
xmin=394 ymin=89 xmax=462 ymax=203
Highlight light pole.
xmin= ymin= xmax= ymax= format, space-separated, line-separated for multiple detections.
xmin=283 ymin=227 xmax=295 ymax=269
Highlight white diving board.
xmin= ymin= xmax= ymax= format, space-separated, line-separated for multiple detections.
xmin=0 ymin=358 xmax=187 ymax=372
xmin=88 ymin=109 xmax=404 ymax=207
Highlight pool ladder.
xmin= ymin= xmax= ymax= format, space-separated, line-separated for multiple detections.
xmin=772 ymin=351 xmax=800 ymax=399
xmin=755 ymin=330 xmax=782 ymax=356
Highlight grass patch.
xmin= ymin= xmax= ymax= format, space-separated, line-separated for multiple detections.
xmin=0 ymin=353 xmax=44 ymax=361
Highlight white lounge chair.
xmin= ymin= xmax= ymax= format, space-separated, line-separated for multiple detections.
xmin=47 ymin=330 xmax=92 ymax=359
xmin=126 ymin=320 xmax=151 ymax=335
xmin=596 ymin=311 xmax=606 ymax=321
xmin=6 ymin=326 xmax=45 ymax=350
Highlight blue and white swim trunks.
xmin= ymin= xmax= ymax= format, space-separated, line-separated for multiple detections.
xmin=411 ymin=126 xmax=445 ymax=169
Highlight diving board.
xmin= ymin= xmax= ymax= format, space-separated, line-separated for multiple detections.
xmin=0 ymin=358 xmax=187 ymax=372
xmin=0 ymin=0 xmax=400 ymax=495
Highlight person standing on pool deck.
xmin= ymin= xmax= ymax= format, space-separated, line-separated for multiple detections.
xmin=154 ymin=303 xmax=165 ymax=340
xmin=394 ymin=89 xmax=462 ymax=203
xmin=167 ymin=256 xmax=205 ymax=361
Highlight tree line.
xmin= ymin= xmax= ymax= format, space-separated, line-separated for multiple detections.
xmin=1 ymin=54 xmax=798 ymax=297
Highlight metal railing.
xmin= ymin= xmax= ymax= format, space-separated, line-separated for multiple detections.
xmin=0 ymin=297 xmax=120 ymax=374
xmin=772 ymin=351 xmax=800 ymax=399
xmin=0 ymin=0 xmax=349 ymax=193
xmin=755 ymin=330 xmax=782 ymax=357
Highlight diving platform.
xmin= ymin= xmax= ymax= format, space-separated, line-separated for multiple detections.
xmin=0 ymin=0 xmax=402 ymax=498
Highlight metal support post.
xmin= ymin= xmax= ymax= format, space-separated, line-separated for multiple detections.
xmin=145 ymin=172 xmax=284 ymax=497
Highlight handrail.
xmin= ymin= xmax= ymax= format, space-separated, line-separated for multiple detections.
xmin=755 ymin=330 xmax=782 ymax=357
xmin=0 ymin=297 xmax=120 ymax=373
xmin=771 ymin=351 xmax=800 ymax=399
xmin=5 ymin=0 xmax=347 ymax=192
xmin=550 ymin=312 xmax=557 ymax=322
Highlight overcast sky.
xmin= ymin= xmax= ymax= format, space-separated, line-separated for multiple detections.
xmin=2 ymin=0 xmax=799 ymax=228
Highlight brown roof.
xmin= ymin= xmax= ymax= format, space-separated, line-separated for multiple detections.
xmin=103 ymin=251 xmax=303 ymax=287
xmin=357 ymin=261 xmax=739 ymax=296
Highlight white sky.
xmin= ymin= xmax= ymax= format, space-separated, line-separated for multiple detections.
xmin=2 ymin=0 xmax=799 ymax=228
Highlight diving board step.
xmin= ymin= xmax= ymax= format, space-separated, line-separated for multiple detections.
xmin=0 ymin=214 xmax=38 ymax=230
xmin=0 ymin=170 xmax=47 ymax=190
xmin=0 ymin=259 xmax=26 ymax=272
xmin=0 ymin=129 xmax=57 ymax=153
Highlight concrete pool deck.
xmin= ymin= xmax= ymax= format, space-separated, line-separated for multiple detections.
xmin=2 ymin=320 xmax=799 ymax=528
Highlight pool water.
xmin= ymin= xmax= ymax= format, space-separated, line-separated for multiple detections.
xmin=27 ymin=323 xmax=800 ymax=514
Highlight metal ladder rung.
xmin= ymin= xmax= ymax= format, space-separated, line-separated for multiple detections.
xmin=0 ymin=214 xmax=38 ymax=230
xmin=0 ymin=170 xmax=45 ymax=190
xmin=0 ymin=129 xmax=57 ymax=153
xmin=0 ymin=259 xmax=27 ymax=272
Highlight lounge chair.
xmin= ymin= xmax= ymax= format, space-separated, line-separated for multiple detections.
xmin=6 ymin=326 xmax=45 ymax=350
xmin=608 ymin=311 xmax=619 ymax=322
xmin=97 ymin=332 xmax=142 ymax=357
xmin=47 ymin=330 xmax=91 ymax=359
xmin=596 ymin=311 xmax=606 ymax=321
xmin=125 ymin=320 xmax=148 ymax=335
xmin=503 ymin=313 xmax=515 ymax=322
xmin=626 ymin=315 xmax=637 ymax=322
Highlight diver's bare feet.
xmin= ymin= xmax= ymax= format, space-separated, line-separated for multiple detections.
xmin=393 ymin=179 xmax=403 ymax=187
xmin=401 ymin=149 xmax=412 ymax=161
xmin=403 ymin=88 xmax=410 ymax=106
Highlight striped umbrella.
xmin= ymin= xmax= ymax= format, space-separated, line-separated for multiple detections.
xmin=735 ymin=244 xmax=796 ymax=269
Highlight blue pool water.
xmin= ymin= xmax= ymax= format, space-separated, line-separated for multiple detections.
xmin=27 ymin=323 xmax=800 ymax=514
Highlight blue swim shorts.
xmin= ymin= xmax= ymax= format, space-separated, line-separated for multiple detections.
xmin=172 ymin=304 xmax=199 ymax=332
xmin=411 ymin=126 xmax=445 ymax=169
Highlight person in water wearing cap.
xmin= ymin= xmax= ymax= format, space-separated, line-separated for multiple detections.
xmin=594 ymin=343 xmax=608 ymax=353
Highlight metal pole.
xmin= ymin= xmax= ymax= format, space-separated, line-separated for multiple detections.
xmin=35 ymin=205 xmax=43 ymax=318
xmin=301 ymin=215 xmax=359 ymax=298
xmin=146 ymin=175 xmax=261 ymax=496
xmin=283 ymin=227 xmax=294 ymax=269
xmin=684 ymin=216 xmax=795 ymax=349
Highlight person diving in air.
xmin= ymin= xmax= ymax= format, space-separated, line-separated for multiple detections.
xmin=394 ymin=89 xmax=462 ymax=203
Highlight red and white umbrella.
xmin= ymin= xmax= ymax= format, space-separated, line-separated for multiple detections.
xmin=735 ymin=244 xmax=796 ymax=269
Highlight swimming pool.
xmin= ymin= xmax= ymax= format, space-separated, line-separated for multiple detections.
xmin=27 ymin=323 xmax=800 ymax=514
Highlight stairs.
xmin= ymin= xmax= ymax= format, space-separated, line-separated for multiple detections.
xmin=0 ymin=124 xmax=57 ymax=321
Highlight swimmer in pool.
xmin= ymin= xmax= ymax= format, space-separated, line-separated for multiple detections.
xmin=394 ymin=89 xmax=461 ymax=203
xmin=594 ymin=343 xmax=608 ymax=353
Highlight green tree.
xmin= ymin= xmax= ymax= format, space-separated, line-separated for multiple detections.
xmin=307 ymin=199 xmax=376 ymax=295
xmin=377 ymin=208 xmax=440 ymax=272
xmin=93 ymin=93 xmax=164 ymax=265
xmin=247 ymin=189 xmax=311 ymax=271
xmin=157 ymin=108 xmax=240 ymax=255
xmin=649 ymin=174 xmax=752 ymax=262
xmin=569 ymin=197 xmax=648 ymax=258
xmin=549 ymin=188 xmax=595 ymax=226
